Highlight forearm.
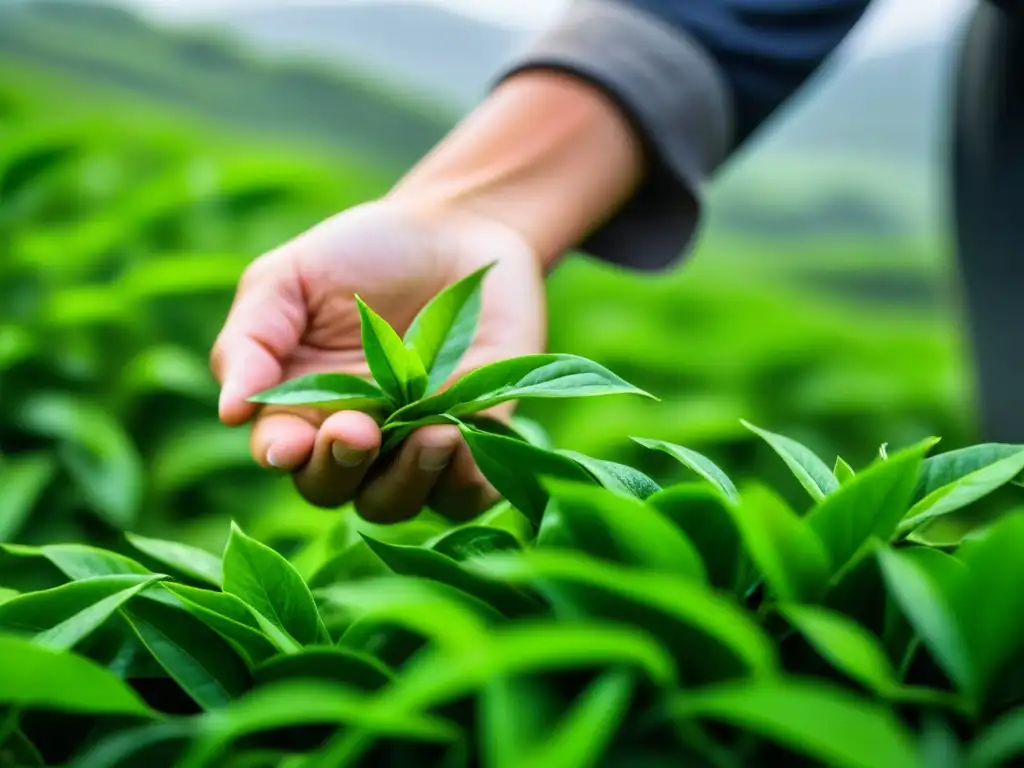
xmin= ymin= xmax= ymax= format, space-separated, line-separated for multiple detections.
xmin=387 ymin=69 xmax=645 ymax=271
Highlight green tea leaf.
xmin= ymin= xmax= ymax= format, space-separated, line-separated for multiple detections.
xmin=73 ymin=721 xmax=195 ymax=768
xmin=31 ymin=544 xmax=181 ymax=607
xmin=898 ymin=447 xmax=1024 ymax=535
xmin=523 ymin=669 xmax=636 ymax=768
xmin=458 ymin=424 xmax=593 ymax=525
xmin=955 ymin=514 xmax=1024 ymax=705
xmin=123 ymin=598 xmax=252 ymax=710
xmin=0 ymin=574 xmax=162 ymax=647
xmin=387 ymin=354 xmax=654 ymax=425
xmin=17 ymin=393 xmax=144 ymax=530
xmin=429 ymin=526 xmax=521 ymax=562
xmin=126 ymin=533 xmax=222 ymax=587
xmin=967 ymin=707 xmax=1024 ymax=768
xmin=469 ymin=550 xmax=777 ymax=680
xmin=385 ymin=621 xmax=675 ymax=712
xmin=356 ymin=294 xmax=428 ymax=404
xmin=403 ymin=263 xmax=493 ymax=394
xmin=246 ymin=372 xmax=391 ymax=411
xmin=877 ymin=547 xmax=971 ymax=694
xmin=0 ymin=453 xmax=56 ymax=542
xmin=179 ymin=681 xmax=457 ymax=768
xmin=779 ymin=604 xmax=897 ymax=694
xmin=481 ymin=675 xmax=562 ymax=768
xmin=0 ymin=634 xmax=154 ymax=718
xmin=647 ymin=483 xmax=746 ymax=593
xmin=669 ymin=678 xmax=919 ymax=768
xmin=742 ymin=421 xmax=838 ymax=501
xmin=558 ymin=450 xmax=661 ymax=500
xmin=731 ymin=484 xmax=830 ymax=603
xmin=318 ymin=577 xmax=496 ymax=652
xmin=632 ymin=438 xmax=739 ymax=503
xmin=806 ymin=438 xmax=935 ymax=574
xmin=834 ymin=456 xmax=856 ymax=484
xmin=545 ymin=479 xmax=706 ymax=581
xmin=254 ymin=647 xmax=393 ymax=692
xmin=361 ymin=533 xmax=545 ymax=617
xmin=222 ymin=522 xmax=329 ymax=646
xmin=161 ymin=583 xmax=279 ymax=666
xmin=34 ymin=576 xmax=165 ymax=651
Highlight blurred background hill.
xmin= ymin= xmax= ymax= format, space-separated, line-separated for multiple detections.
xmin=0 ymin=0 xmax=980 ymax=556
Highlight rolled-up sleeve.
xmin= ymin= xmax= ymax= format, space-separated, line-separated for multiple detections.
xmin=495 ymin=0 xmax=873 ymax=270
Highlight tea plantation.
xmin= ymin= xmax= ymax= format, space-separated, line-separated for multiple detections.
xmin=3 ymin=15 xmax=1021 ymax=768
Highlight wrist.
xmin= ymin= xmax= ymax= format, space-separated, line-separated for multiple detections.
xmin=386 ymin=69 xmax=644 ymax=272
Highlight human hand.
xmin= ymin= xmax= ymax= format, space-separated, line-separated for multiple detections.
xmin=210 ymin=199 xmax=546 ymax=522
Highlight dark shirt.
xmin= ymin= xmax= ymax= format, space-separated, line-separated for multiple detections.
xmin=499 ymin=0 xmax=1010 ymax=269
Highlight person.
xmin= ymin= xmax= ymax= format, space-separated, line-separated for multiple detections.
xmin=210 ymin=0 xmax=1022 ymax=523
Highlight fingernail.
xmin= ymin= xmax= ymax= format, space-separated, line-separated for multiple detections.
xmin=267 ymin=445 xmax=286 ymax=469
xmin=418 ymin=445 xmax=453 ymax=472
xmin=332 ymin=443 xmax=369 ymax=467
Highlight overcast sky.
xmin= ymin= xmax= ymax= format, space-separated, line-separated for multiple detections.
xmin=118 ymin=0 xmax=973 ymax=59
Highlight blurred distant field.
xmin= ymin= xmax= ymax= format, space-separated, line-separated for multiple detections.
xmin=0 ymin=1 xmax=971 ymax=556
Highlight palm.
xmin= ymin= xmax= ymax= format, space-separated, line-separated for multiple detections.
xmin=271 ymin=201 xmax=544 ymax=410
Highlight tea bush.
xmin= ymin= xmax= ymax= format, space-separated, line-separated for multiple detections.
xmin=2 ymin=416 xmax=1023 ymax=767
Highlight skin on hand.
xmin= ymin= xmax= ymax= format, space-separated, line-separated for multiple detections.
xmin=210 ymin=69 xmax=644 ymax=523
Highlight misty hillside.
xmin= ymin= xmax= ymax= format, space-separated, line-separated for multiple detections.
xmin=207 ymin=1 xmax=525 ymax=110
xmin=0 ymin=0 xmax=453 ymax=168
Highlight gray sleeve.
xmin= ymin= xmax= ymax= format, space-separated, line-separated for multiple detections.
xmin=494 ymin=0 xmax=735 ymax=270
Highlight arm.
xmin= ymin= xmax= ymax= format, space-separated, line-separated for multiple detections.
xmin=404 ymin=0 xmax=875 ymax=271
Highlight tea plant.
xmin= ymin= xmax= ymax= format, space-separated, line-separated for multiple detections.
xmin=2 ymin=417 xmax=1023 ymax=767
xmin=248 ymin=262 xmax=656 ymax=458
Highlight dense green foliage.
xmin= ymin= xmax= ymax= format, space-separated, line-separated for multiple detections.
xmin=1 ymin=12 xmax=1001 ymax=767
xmin=2 ymin=418 xmax=1023 ymax=766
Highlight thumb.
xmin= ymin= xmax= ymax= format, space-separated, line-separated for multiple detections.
xmin=210 ymin=262 xmax=306 ymax=426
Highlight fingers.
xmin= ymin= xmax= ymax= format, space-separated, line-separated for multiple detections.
xmin=354 ymin=424 xmax=463 ymax=523
xmin=428 ymin=440 xmax=501 ymax=522
xmin=210 ymin=258 xmax=306 ymax=426
xmin=292 ymin=411 xmax=382 ymax=508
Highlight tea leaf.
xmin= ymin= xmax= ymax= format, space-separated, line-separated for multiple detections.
xmin=429 ymin=526 xmax=521 ymax=562
xmin=179 ymin=681 xmax=457 ymax=768
xmin=742 ymin=420 xmax=838 ymax=501
xmin=387 ymin=354 xmax=654 ymax=425
xmin=34 ymin=576 xmax=165 ymax=651
xmin=123 ymin=598 xmax=252 ymax=710
xmin=222 ymin=522 xmax=329 ymax=647
xmin=779 ymin=604 xmax=897 ymax=694
xmin=0 ymin=452 xmax=56 ymax=542
xmin=0 ymin=574 xmax=162 ymax=649
xmin=648 ymin=483 xmax=746 ymax=593
xmin=246 ymin=372 xmax=390 ymax=411
xmin=72 ymin=721 xmax=195 ymax=768
xmin=834 ymin=456 xmax=856 ymax=484
xmin=669 ymin=678 xmax=919 ymax=768
xmin=458 ymin=424 xmax=593 ymax=525
xmin=0 ymin=633 xmax=155 ymax=718
xmin=544 ymin=479 xmax=706 ymax=581
xmin=558 ymin=450 xmax=661 ymax=500
xmin=403 ymin=263 xmax=493 ymax=393
xmin=877 ymin=547 xmax=971 ymax=695
xmin=318 ymin=577 xmax=497 ymax=651
xmin=254 ymin=647 xmax=393 ymax=692
xmin=481 ymin=675 xmax=561 ymax=768
xmin=385 ymin=621 xmax=676 ymax=712
xmin=955 ymin=514 xmax=1024 ymax=705
xmin=469 ymin=550 xmax=777 ymax=680
xmin=898 ymin=447 xmax=1024 ymax=535
xmin=361 ymin=533 xmax=545 ymax=617
xmin=731 ymin=484 xmax=830 ymax=603
xmin=632 ymin=438 xmax=739 ymax=502
xmin=806 ymin=438 xmax=935 ymax=574
xmin=126 ymin=533 xmax=222 ymax=587
xmin=161 ymin=583 xmax=279 ymax=666
xmin=967 ymin=707 xmax=1024 ymax=768
xmin=523 ymin=669 xmax=636 ymax=768
xmin=356 ymin=294 xmax=428 ymax=404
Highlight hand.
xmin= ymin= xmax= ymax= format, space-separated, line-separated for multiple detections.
xmin=210 ymin=199 xmax=546 ymax=522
